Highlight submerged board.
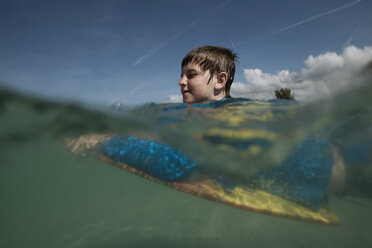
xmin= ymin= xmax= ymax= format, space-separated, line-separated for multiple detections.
xmin=100 ymin=155 xmax=340 ymax=225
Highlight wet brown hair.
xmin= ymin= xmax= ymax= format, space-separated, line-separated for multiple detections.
xmin=181 ymin=46 xmax=238 ymax=98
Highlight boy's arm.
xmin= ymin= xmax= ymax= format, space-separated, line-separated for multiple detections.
xmin=64 ymin=132 xmax=159 ymax=156
xmin=64 ymin=133 xmax=113 ymax=157
xmin=327 ymin=147 xmax=346 ymax=194
xmin=64 ymin=133 xmax=198 ymax=181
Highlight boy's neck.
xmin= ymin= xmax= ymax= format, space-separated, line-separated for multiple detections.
xmin=212 ymin=92 xmax=227 ymax=101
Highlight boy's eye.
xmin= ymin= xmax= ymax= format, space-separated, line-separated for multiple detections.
xmin=187 ymin=73 xmax=197 ymax=78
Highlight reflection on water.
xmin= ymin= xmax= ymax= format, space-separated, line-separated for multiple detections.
xmin=0 ymin=76 xmax=371 ymax=247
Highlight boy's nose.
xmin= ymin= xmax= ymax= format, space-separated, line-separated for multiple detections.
xmin=178 ymin=77 xmax=187 ymax=86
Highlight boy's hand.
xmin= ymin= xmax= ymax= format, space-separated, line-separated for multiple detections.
xmin=64 ymin=133 xmax=113 ymax=156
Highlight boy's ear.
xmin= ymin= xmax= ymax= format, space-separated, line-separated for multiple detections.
xmin=214 ymin=72 xmax=228 ymax=90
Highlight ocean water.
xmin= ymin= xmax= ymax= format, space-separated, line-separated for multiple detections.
xmin=0 ymin=77 xmax=371 ymax=247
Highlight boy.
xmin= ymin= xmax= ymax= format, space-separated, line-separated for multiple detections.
xmin=179 ymin=46 xmax=237 ymax=103
xmin=66 ymin=46 xmax=237 ymax=154
xmin=67 ymin=45 xmax=347 ymax=211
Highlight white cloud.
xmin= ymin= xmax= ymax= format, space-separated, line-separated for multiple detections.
xmin=231 ymin=45 xmax=372 ymax=101
xmin=168 ymin=94 xmax=183 ymax=103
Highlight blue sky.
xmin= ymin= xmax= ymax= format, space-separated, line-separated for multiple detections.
xmin=0 ymin=0 xmax=371 ymax=105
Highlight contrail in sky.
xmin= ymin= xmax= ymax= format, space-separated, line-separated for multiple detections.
xmin=343 ymin=26 xmax=360 ymax=48
xmin=134 ymin=47 xmax=161 ymax=66
xmin=134 ymin=0 xmax=233 ymax=66
xmin=130 ymin=83 xmax=145 ymax=95
xmin=212 ymin=0 xmax=233 ymax=13
xmin=238 ymin=0 xmax=364 ymax=46
xmin=134 ymin=19 xmax=200 ymax=66
xmin=271 ymin=0 xmax=363 ymax=36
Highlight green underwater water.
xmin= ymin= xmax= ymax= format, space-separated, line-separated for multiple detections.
xmin=0 ymin=79 xmax=372 ymax=247
xmin=1 ymin=140 xmax=372 ymax=248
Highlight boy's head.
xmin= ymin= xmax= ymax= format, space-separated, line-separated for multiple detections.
xmin=179 ymin=46 xmax=238 ymax=104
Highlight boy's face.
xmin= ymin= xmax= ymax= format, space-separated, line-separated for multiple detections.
xmin=179 ymin=63 xmax=217 ymax=104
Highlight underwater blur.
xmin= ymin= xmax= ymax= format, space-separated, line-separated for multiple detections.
xmin=0 ymin=73 xmax=371 ymax=247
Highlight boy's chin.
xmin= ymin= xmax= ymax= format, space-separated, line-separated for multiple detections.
xmin=182 ymin=95 xmax=193 ymax=104
xmin=182 ymin=94 xmax=207 ymax=104
xmin=183 ymin=99 xmax=191 ymax=104
xmin=183 ymin=98 xmax=198 ymax=104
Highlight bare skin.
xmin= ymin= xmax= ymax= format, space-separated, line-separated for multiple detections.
xmin=328 ymin=147 xmax=346 ymax=193
xmin=64 ymin=133 xmax=112 ymax=157
xmin=179 ymin=62 xmax=228 ymax=104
